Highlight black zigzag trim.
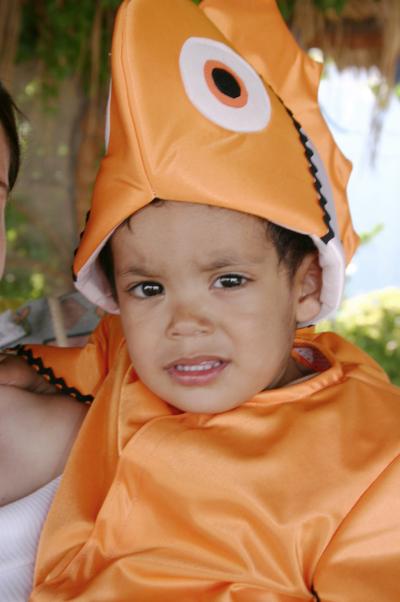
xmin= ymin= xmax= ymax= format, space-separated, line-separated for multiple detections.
xmin=73 ymin=100 xmax=335 ymax=266
xmin=285 ymin=106 xmax=335 ymax=245
xmin=16 ymin=345 xmax=93 ymax=404
xmin=268 ymin=82 xmax=335 ymax=246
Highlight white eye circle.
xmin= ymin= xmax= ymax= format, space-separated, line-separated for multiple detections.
xmin=179 ymin=37 xmax=271 ymax=133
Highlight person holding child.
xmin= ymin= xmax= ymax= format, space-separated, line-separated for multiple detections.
xmin=1 ymin=0 xmax=400 ymax=600
xmin=0 ymin=81 xmax=88 ymax=601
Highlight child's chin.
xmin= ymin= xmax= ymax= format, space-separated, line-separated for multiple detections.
xmin=168 ymin=393 xmax=244 ymax=414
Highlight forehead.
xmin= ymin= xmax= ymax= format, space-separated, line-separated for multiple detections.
xmin=112 ymin=201 xmax=273 ymax=264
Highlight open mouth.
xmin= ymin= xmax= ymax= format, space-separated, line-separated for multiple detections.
xmin=165 ymin=357 xmax=228 ymax=386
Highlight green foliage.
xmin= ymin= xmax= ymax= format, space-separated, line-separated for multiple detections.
xmin=313 ymin=0 xmax=347 ymax=14
xmin=359 ymin=223 xmax=384 ymax=246
xmin=0 ymin=200 xmax=68 ymax=310
xmin=0 ymin=202 xmax=45 ymax=304
xmin=17 ymin=0 xmax=204 ymax=102
xmin=18 ymin=0 xmax=120 ymax=101
xmin=318 ymin=288 xmax=400 ymax=386
xmin=16 ymin=0 xmax=351 ymax=101
xmin=278 ymin=0 xmax=348 ymax=20
xmin=277 ymin=1 xmax=296 ymax=20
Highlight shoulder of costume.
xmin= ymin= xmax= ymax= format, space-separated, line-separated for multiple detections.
xmin=17 ymin=314 xmax=126 ymax=402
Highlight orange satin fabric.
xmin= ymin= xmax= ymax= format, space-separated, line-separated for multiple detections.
xmin=29 ymin=327 xmax=400 ymax=601
xmin=200 ymin=0 xmax=357 ymax=264
xmin=73 ymin=0 xmax=358 ymax=315
xmin=75 ymin=0 xmax=326 ymax=275
xmin=26 ymin=314 xmax=124 ymax=399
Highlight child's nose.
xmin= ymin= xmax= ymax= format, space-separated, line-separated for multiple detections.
xmin=166 ymin=299 xmax=213 ymax=339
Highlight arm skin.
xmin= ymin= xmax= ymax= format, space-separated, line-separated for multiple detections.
xmin=0 ymin=384 xmax=88 ymax=505
xmin=0 ymin=314 xmax=125 ymax=399
xmin=0 ymin=315 xmax=123 ymax=505
xmin=0 ymin=353 xmax=57 ymax=393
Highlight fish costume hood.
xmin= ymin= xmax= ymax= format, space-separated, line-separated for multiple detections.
xmin=74 ymin=0 xmax=358 ymax=323
xmin=23 ymin=2 xmax=400 ymax=601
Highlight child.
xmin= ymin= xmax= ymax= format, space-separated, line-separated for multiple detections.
xmin=7 ymin=0 xmax=400 ymax=600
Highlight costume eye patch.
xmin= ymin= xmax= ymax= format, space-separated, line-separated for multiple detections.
xmin=203 ymin=60 xmax=248 ymax=108
xmin=179 ymin=37 xmax=270 ymax=132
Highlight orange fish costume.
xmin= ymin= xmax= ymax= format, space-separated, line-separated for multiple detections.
xmin=22 ymin=0 xmax=400 ymax=600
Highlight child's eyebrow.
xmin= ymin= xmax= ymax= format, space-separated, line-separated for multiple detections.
xmin=117 ymin=266 xmax=161 ymax=279
xmin=200 ymin=255 xmax=263 ymax=271
xmin=116 ymin=255 xmax=265 ymax=278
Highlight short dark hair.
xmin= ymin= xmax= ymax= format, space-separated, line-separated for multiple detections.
xmin=98 ymin=200 xmax=317 ymax=300
xmin=265 ymin=220 xmax=316 ymax=278
xmin=0 ymin=81 xmax=21 ymax=191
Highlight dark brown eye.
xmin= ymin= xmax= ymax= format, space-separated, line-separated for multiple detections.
xmin=214 ymin=274 xmax=247 ymax=289
xmin=132 ymin=281 xmax=164 ymax=298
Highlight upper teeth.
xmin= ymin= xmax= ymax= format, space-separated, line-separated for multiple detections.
xmin=175 ymin=361 xmax=221 ymax=372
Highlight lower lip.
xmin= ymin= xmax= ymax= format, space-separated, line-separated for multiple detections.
xmin=166 ymin=361 xmax=228 ymax=386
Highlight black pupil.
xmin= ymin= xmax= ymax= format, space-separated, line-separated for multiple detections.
xmin=221 ymin=275 xmax=241 ymax=287
xmin=211 ymin=68 xmax=241 ymax=99
xmin=143 ymin=283 xmax=161 ymax=296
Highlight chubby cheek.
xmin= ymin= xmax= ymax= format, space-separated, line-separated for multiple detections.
xmin=231 ymin=293 xmax=292 ymax=340
xmin=122 ymin=317 xmax=171 ymax=397
xmin=235 ymin=299 xmax=295 ymax=371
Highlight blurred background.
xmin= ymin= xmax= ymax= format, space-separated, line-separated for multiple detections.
xmin=0 ymin=0 xmax=399 ymax=382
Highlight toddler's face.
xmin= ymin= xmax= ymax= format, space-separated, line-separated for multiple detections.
xmin=112 ymin=202 xmax=319 ymax=413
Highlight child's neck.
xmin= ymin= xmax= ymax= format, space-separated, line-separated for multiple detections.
xmin=284 ymin=357 xmax=315 ymax=386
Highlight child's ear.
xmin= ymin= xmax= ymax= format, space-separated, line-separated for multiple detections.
xmin=294 ymin=252 xmax=322 ymax=324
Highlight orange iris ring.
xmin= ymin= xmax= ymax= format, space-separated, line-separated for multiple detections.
xmin=204 ymin=59 xmax=248 ymax=108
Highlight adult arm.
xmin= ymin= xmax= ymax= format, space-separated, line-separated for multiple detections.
xmin=0 ymin=385 xmax=88 ymax=505
xmin=0 ymin=314 xmax=124 ymax=400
